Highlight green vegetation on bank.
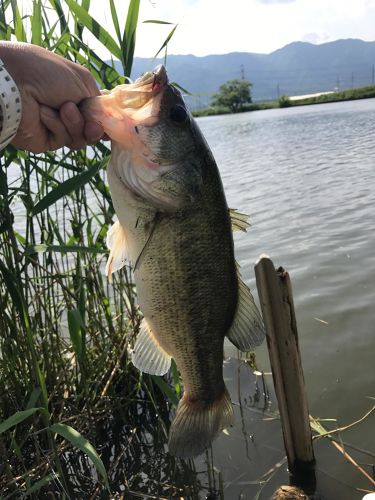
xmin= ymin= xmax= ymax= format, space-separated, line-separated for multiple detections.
xmin=211 ymin=79 xmax=252 ymax=112
xmin=193 ymin=84 xmax=375 ymax=117
xmin=0 ymin=2 xmax=195 ymax=498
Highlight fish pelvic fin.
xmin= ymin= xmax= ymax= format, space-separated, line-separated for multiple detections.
xmin=226 ymin=266 xmax=265 ymax=351
xmin=168 ymin=388 xmax=234 ymax=458
xmin=105 ymin=220 xmax=129 ymax=280
xmin=229 ymin=208 xmax=250 ymax=232
xmin=132 ymin=318 xmax=171 ymax=376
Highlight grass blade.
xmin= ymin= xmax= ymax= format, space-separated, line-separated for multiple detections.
xmin=21 ymin=474 xmax=58 ymax=497
xmin=0 ymin=408 xmax=46 ymax=435
xmin=171 ymin=81 xmax=192 ymax=96
xmin=67 ymin=308 xmax=85 ymax=360
xmin=10 ymin=0 xmax=27 ymax=42
xmin=109 ymin=0 xmax=121 ymax=44
xmin=25 ymin=244 xmax=106 ymax=255
xmin=122 ymin=0 xmax=140 ymax=76
xmin=31 ymin=0 xmax=42 ymax=46
xmin=32 ymin=160 xmax=105 ymax=215
xmin=154 ymin=24 xmax=178 ymax=59
xmin=65 ymin=0 xmax=122 ymax=60
xmin=50 ymin=423 xmax=109 ymax=488
xmin=143 ymin=19 xmax=174 ymax=25
xmin=151 ymin=375 xmax=179 ymax=406
xmin=48 ymin=0 xmax=69 ymax=33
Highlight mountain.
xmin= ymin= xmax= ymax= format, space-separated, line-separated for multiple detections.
xmin=124 ymin=39 xmax=375 ymax=107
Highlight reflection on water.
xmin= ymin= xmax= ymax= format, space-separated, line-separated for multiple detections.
xmin=198 ymin=99 xmax=375 ymax=498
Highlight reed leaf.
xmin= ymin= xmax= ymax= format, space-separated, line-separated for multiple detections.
xmin=109 ymin=0 xmax=121 ymax=44
xmin=143 ymin=19 xmax=174 ymax=25
xmin=10 ymin=0 xmax=27 ymax=42
xmin=22 ymin=474 xmax=58 ymax=497
xmin=64 ymin=0 xmax=122 ymax=60
xmin=24 ymin=244 xmax=106 ymax=254
xmin=32 ymin=159 xmax=106 ymax=215
xmin=50 ymin=423 xmax=109 ymax=488
xmin=151 ymin=375 xmax=179 ymax=406
xmin=154 ymin=23 xmax=178 ymax=59
xmin=0 ymin=407 xmax=47 ymax=435
xmin=31 ymin=0 xmax=42 ymax=46
xmin=122 ymin=0 xmax=140 ymax=76
xmin=67 ymin=308 xmax=85 ymax=360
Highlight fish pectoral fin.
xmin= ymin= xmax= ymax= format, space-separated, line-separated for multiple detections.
xmin=132 ymin=318 xmax=171 ymax=376
xmin=105 ymin=220 xmax=130 ymax=280
xmin=229 ymin=208 xmax=250 ymax=232
xmin=226 ymin=266 xmax=265 ymax=351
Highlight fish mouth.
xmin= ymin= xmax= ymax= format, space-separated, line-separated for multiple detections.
xmin=133 ymin=64 xmax=168 ymax=93
xmin=79 ymin=65 xmax=169 ymax=138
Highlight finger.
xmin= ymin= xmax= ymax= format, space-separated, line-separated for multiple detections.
xmin=84 ymin=120 xmax=105 ymax=144
xmin=59 ymin=102 xmax=87 ymax=150
xmin=80 ymin=66 xmax=101 ymax=97
xmin=40 ymin=105 xmax=73 ymax=151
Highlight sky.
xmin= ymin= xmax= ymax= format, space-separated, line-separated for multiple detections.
xmin=18 ymin=0 xmax=375 ymax=58
xmin=114 ymin=0 xmax=375 ymax=58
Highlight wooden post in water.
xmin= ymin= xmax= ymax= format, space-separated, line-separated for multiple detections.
xmin=254 ymin=255 xmax=315 ymax=487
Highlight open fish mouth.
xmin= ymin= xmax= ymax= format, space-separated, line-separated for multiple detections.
xmin=79 ymin=65 xmax=169 ymax=129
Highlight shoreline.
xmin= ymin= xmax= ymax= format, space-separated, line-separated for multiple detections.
xmin=192 ymin=84 xmax=375 ymax=117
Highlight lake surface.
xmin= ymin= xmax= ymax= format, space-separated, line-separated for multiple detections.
xmin=7 ymin=99 xmax=374 ymax=498
xmin=195 ymin=99 xmax=375 ymax=499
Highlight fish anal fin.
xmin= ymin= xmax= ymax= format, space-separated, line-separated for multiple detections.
xmin=226 ymin=267 xmax=265 ymax=351
xmin=105 ymin=220 xmax=129 ymax=280
xmin=229 ymin=208 xmax=250 ymax=232
xmin=132 ymin=318 xmax=171 ymax=376
xmin=168 ymin=388 xmax=234 ymax=458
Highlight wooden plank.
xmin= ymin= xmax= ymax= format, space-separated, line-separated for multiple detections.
xmin=254 ymin=255 xmax=315 ymax=478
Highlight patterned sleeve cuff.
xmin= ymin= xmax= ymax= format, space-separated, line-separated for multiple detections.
xmin=0 ymin=58 xmax=22 ymax=151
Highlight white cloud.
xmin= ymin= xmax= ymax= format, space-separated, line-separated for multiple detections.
xmin=301 ymin=32 xmax=330 ymax=44
xmin=257 ymin=0 xmax=295 ymax=3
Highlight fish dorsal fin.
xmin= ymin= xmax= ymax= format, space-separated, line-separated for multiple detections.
xmin=105 ymin=220 xmax=129 ymax=279
xmin=226 ymin=266 xmax=265 ymax=351
xmin=229 ymin=209 xmax=250 ymax=232
xmin=132 ymin=318 xmax=172 ymax=376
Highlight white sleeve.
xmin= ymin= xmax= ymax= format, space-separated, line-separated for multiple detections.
xmin=0 ymin=58 xmax=22 ymax=151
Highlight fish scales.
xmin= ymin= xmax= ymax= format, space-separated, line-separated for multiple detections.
xmin=80 ymin=65 xmax=265 ymax=458
xmin=134 ymin=158 xmax=237 ymax=402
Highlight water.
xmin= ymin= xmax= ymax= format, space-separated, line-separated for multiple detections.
xmin=7 ymin=99 xmax=375 ymax=498
xmin=195 ymin=99 xmax=375 ymax=498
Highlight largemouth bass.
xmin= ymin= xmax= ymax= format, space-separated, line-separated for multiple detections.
xmin=81 ymin=65 xmax=265 ymax=458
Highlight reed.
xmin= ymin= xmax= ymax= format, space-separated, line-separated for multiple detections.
xmin=0 ymin=1 xmax=188 ymax=497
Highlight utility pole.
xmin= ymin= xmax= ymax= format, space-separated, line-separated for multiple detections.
xmin=372 ymin=64 xmax=374 ymax=85
xmin=240 ymin=64 xmax=245 ymax=80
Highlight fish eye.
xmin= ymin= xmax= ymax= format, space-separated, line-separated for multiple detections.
xmin=170 ymin=104 xmax=187 ymax=123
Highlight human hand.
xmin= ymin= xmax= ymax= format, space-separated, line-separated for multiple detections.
xmin=0 ymin=41 xmax=104 ymax=153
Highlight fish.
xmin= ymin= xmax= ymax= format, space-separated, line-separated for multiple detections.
xmin=80 ymin=65 xmax=265 ymax=458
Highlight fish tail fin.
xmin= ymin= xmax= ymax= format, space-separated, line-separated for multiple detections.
xmin=168 ymin=388 xmax=233 ymax=458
